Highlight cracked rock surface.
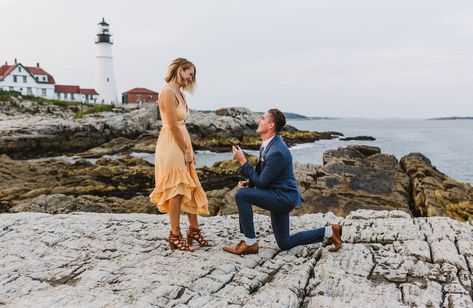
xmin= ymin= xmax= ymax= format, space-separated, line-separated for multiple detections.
xmin=1 ymin=210 xmax=472 ymax=307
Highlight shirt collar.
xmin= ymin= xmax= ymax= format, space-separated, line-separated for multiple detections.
xmin=261 ymin=135 xmax=276 ymax=149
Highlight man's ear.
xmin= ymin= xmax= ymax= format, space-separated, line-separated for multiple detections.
xmin=268 ymin=122 xmax=275 ymax=131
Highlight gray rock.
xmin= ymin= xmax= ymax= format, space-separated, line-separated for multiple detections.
xmin=1 ymin=210 xmax=472 ymax=307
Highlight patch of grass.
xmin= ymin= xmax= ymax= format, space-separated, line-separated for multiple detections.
xmin=0 ymin=90 xmax=22 ymax=101
xmin=74 ymin=104 xmax=113 ymax=118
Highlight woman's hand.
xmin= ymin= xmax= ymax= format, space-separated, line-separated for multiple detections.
xmin=185 ymin=149 xmax=194 ymax=165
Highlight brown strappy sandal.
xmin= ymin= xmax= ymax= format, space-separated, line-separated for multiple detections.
xmin=168 ymin=231 xmax=195 ymax=252
xmin=187 ymin=226 xmax=213 ymax=247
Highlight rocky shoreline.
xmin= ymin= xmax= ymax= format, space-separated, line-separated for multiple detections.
xmin=0 ymin=96 xmax=472 ymax=223
xmin=0 ymin=97 xmax=339 ymax=159
xmin=1 ymin=210 xmax=472 ymax=307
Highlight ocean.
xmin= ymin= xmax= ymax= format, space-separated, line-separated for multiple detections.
xmin=287 ymin=118 xmax=473 ymax=185
xmin=43 ymin=119 xmax=473 ymax=186
xmin=181 ymin=119 xmax=473 ymax=185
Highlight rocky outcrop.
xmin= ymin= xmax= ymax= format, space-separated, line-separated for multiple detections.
xmin=0 ymin=154 xmax=158 ymax=214
xmin=0 ymin=210 xmax=472 ymax=307
xmin=295 ymin=145 xmax=413 ymax=217
xmin=401 ymin=153 xmax=473 ymax=222
xmin=0 ymin=97 xmax=158 ymax=159
xmin=2 ymin=145 xmax=473 ymax=222
xmin=340 ymin=135 xmax=376 ymax=141
xmin=0 ymin=99 xmax=340 ymax=158
xmin=185 ymin=107 xmax=341 ymax=152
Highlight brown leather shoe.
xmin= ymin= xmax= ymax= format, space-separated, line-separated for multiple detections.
xmin=223 ymin=240 xmax=259 ymax=255
xmin=328 ymin=224 xmax=343 ymax=252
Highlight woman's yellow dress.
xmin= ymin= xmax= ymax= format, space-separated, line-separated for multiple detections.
xmin=149 ymin=87 xmax=209 ymax=215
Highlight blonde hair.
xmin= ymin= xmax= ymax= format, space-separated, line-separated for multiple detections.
xmin=164 ymin=57 xmax=196 ymax=93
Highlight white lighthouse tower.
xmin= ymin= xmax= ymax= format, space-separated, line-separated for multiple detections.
xmin=95 ymin=18 xmax=119 ymax=104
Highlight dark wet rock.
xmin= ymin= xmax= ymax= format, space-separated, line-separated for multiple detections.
xmin=400 ymin=153 xmax=473 ymax=222
xmin=340 ymin=135 xmax=376 ymax=141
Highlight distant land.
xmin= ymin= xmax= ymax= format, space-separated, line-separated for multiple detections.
xmin=427 ymin=117 xmax=473 ymax=120
xmin=195 ymin=109 xmax=336 ymax=120
xmin=254 ymin=111 xmax=336 ymax=120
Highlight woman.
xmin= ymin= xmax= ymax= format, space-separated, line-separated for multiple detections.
xmin=150 ymin=57 xmax=211 ymax=252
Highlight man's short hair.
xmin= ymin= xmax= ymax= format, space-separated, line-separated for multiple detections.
xmin=268 ymin=108 xmax=286 ymax=133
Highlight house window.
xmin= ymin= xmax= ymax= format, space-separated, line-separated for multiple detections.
xmin=42 ymin=89 xmax=47 ymax=96
xmin=13 ymin=76 xmax=17 ymax=83
xmin=9 ymin=86 xmax=14 ymax=91
xmin=64 ymin=93 xmax=68 ymax=99
xmin=18 ymin=67 xmax=22 ymax=72
xmin=107 ymin=77 xmax=109 ymax=82
xmin=43 ymin=76 xmax=46 ymax=81
xmin=56 ymin=93 xmax=60 ymax=100
xmin=71 ymin=94 xmax=75 ymax=100
xmin=27 ymin=87 xmax=33 ymax=95
xmin=23 ymin=76 xmax=27 ymax=83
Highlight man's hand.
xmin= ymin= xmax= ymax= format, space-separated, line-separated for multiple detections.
xmin=232 ymin=145 xmax=247 ymax=165
xmin=238 ymin=180 xmax=249 ymax=188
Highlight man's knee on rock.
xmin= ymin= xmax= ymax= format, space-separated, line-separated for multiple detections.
xmin=276 ymin=239 xmax=292 ymax=251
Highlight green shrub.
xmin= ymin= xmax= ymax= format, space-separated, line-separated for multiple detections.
xmin=0 ymin=90 xmax=22 ymax=101
xmin=74 ymin=104 xmax=113 ymax=118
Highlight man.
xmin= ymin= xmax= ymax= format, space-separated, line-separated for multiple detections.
xmin=223 ymin=109 xmax=342 ymax=255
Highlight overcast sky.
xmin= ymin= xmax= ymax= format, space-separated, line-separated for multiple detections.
xmin=2 ymin=0 xmax=472 ymax=118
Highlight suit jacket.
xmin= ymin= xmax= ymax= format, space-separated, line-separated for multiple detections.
xmin=240 ymin=134 xmax=302 ymax=207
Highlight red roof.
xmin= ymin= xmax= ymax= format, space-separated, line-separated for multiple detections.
xmin=123 ymin=87 xmax=159 ymax=95
xmin=26 ymin=66 xmax=55 ymax=84
xmin=0 ymin=64 xmax=17 ymax=81
xmin=80 ymin=88 xmax=98 ymax=95
xmin=55 ymin=85 xmax=80 ymax=93
xmin=0 ymin=63 xmax=55 ymax=84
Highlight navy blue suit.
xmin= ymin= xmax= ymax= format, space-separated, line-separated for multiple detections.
xmin=236 ymin=134 xmax=325 ymax=250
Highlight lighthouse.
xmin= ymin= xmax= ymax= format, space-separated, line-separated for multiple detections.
xmin=95 ymin=18 xmax=119 ymax=104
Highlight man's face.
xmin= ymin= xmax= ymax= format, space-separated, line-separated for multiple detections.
xmin=256 ymin=112 xmax=274 ymax=135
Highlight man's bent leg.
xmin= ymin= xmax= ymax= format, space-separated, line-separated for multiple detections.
xmin=271 ymin=212 xmax=325 ymax=251
xmin=235 ymin=188 xmax=292 ymax=239
xmin=235 ymin=188 xmax=257 ymax=240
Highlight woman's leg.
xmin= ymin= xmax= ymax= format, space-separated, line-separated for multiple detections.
xmin=187 ymin=213 xmax=199 ymax=229
xmin=168 ymin=195 xmax=183 ymax=235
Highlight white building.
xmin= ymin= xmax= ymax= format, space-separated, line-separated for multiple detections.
xmin=0 ymin=59 xmax=55 ymax=99
xmin=95 ymin=18 xmax=119 ymax=104
xmin=0 ymin=59 xmax=99 ymax=103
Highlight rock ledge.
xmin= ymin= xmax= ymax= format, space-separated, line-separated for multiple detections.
xmin=1 ymin=210 xmax=472 ymax=307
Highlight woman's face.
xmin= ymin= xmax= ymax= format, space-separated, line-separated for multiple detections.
xmin=179 ymin=66 xmax=195 ymax=87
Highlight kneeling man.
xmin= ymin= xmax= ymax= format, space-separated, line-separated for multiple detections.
xmin=223 ymin=109 xmax=342 ymax=255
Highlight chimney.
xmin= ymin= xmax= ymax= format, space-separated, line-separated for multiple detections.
xmin=14 ymin=58 xmax=17 ymax=64
xmin=36 ymin=62 xmax=40 ymax=68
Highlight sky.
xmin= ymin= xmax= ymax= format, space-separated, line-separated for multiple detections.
xmin=1 ymin=0 xmax=473 ymax=118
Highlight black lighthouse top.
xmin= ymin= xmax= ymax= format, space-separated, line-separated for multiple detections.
xmin=95 ymin=18 xmax=113 ymax=44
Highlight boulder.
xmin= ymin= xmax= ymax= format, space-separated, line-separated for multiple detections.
xmin=400 ymin=153 xmax=473 ymax=222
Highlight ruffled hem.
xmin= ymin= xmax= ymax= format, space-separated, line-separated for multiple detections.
xmin=149 ymin=164 xmax=209 ymax=215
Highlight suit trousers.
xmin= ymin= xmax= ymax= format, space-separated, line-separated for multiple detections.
xmin=235 ymin=187 xmax=325 ymax=251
